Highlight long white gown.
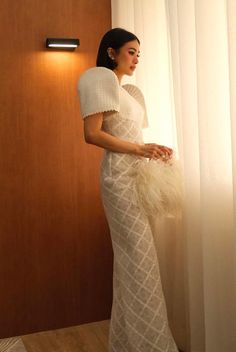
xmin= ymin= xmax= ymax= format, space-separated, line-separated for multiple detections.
xmin=77 ymin=66 xmax=179 ymax=352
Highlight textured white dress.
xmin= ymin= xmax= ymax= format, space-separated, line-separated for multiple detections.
xmin=77 ymin=66 xmax=178 ymax=352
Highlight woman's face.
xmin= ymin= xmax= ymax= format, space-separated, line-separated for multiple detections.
xmin=108 ymin=39 xmax=140 ymax=75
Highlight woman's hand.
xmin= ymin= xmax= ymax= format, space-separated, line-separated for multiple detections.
xmin=136 ymin=143 xmax=173 ymax=161
xmin=83 ymin=113 xmax=174 ymax=159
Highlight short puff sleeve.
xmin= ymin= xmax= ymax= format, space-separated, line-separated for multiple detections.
xmin=77 ymin=67 xmax=120 ymax=119
xmin=122 ymin=84 xmax=149 ymax=128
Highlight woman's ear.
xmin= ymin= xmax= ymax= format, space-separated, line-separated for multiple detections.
xmin=107 ymin=47 xmax=115 ymax=60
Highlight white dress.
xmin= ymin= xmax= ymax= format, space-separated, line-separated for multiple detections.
xmin=77 ymin=66 xmax=178 ymax=352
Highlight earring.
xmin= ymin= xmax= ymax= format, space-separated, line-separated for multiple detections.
xmin=108 ymin=52 xmax=114 ymax=60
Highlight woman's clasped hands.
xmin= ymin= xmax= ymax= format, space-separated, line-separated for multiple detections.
xmin=138 ymin=143 xmax=173 ymax=162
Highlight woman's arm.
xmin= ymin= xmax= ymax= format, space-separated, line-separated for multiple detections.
xmin=83 ymin=113 xmax=173 ymax=159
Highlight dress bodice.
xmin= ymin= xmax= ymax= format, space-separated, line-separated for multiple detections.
xmin=77 ymin=66 xmax=149 ymax=181
xmin=102 ymin=84 xmax=145 ymax=144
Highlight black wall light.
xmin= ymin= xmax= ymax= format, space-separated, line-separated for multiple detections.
xmin=46 ymin=38 xmax=80 ymax=51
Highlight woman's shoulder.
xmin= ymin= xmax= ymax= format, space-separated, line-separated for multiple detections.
xmin=121 ymin=83 xmax=146 ymax=108
xmin=78 ymin=66 xmax=119 ymax=88
xmin=122 ymin=83 xmax=144 ymax=97
xmin=122 ymin=83 xmax=148 ymax=128
xmin=77 ymin=66 xmax=121 ymax=118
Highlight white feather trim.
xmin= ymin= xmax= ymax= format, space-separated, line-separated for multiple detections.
xmin=134 ymin=157 xmax=184 ymax=218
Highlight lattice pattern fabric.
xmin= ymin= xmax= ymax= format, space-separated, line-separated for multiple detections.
xmin=77 ymin=67 xmax=178 ymax=352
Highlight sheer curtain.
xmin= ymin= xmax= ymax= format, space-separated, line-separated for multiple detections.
xmin=111 ymin=1 xmax=236 ymax=351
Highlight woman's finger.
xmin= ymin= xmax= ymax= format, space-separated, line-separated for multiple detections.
xmin=158 ymin=145 xmax=173 ymax=154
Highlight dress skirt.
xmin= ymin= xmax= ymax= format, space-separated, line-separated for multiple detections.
xmin=100 ymin=150 xmax=179 ymax=352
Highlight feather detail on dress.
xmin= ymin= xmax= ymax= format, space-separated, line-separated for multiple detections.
xmin=134 ymin=156 xmax=184 ymax=218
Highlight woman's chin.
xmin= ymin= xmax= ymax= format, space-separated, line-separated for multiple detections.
xmin=127 ymin=69 xmax=135 ymax=75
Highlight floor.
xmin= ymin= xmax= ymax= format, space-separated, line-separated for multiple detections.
xmin=0 ymin=320 xmax=109 ymax=352
xmin=0 ymin=319 xmax=184 ymax=352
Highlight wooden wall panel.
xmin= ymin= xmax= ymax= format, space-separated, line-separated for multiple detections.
xmin=0 ymin=0 xmax=113 ymax=338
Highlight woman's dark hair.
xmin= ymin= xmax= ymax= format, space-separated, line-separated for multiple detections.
xmin=96 ymin=27 xmax=140 ymax=70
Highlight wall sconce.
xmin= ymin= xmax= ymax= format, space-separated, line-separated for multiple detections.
xmin=46 ymin=38 xmax=80 ymax=51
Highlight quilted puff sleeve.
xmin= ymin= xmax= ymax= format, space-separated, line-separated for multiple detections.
xmin=77 ymin=66 xmax=120 ymax=119
xmin=122 ymin=84 xmax=149 ymax=128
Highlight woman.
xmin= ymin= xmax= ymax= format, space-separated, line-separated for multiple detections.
xmin=77 ymin=27 xmax=179 ymax=352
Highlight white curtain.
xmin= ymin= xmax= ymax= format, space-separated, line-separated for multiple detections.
xmin=111 ymin=1 xmax=236 ymax=351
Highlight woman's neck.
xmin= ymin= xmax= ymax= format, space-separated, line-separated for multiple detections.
xmin=113 ymin=69 xmax=123 ymax=85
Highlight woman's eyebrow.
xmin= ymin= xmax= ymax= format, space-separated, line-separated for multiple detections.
xmin=128 ymin=47 xmax=140 ymax=53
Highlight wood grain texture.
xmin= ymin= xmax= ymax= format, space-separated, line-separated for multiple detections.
xmin=21 ymin=320 xmax=110 ymax=352
xmin=0 ymin=0 xmax=113 ymax=338
xmin=0 ymin=320 xmax=184 ymax=352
